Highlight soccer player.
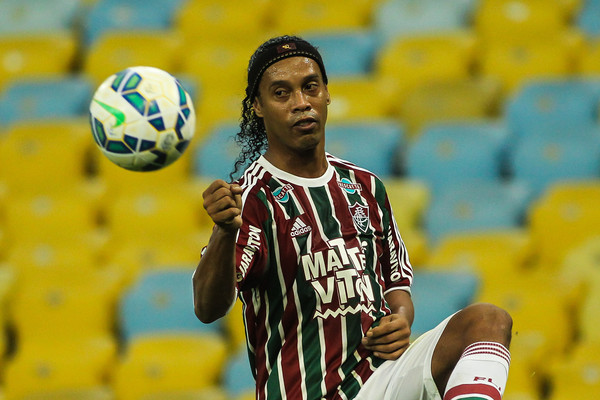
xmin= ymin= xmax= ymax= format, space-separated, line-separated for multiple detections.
xmin=193 ymin=36 xmax=512 ymax=400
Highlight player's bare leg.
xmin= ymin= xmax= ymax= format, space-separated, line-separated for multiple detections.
xmin=431 ymin=303 xmax=513 ymax=399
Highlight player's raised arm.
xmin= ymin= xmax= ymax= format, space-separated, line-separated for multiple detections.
xmin=193 ymin=179 xmax=243 ymax=323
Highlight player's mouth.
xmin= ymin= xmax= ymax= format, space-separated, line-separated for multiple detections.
xmin=293 ymin=116 xmax=318 ymax=131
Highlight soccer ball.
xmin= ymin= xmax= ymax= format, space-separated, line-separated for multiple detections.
xmin=89 ymin=66 xmax=195 ymax=171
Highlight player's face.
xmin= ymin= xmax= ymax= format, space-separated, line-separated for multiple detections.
xmin=253 ymin=57 xmax=330 ymax=157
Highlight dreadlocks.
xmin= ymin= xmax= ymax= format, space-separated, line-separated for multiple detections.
xmin=229 ymin=35 xmax=328 ymax=181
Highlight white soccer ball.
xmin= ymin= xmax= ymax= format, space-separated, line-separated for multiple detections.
xmin=89 ymin=66 xmax=196 ymax=171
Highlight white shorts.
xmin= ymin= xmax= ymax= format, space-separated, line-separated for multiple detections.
xmin=354 ymin=313 xmax=454 ymax=400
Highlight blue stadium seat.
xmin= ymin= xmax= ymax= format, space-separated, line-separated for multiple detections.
xmin=325 ymin=119 xmax=404 ymax=178
xmin=192 ymin=123 xmax=245 ymax=181
xmin=411 ymin=269 xmax=479 ymax=337
xmin=83 ymin=0 xmax=185 ymax=44
xmin=223 ymin=346 xmax=255 ymax=398
xmin=505 ymin=78 xmax=600 ymax=139
xmin=0 ymin=76 xmax=93 ymax=126
xmin=0 ymin=0 xmax=81 ymax=34
xmin=509 ymin=130 xmax=600 ymax=198
xmin=303 ymin=30 xmax=378 ymax=77
xmin=406 ymin=121 xmax=509 ymax=195
xmin=424 ymin=180 xmax=532 ymax=243
xmin=577 ymin=0 xmax=600 ymax=37
xmin=119 ymin=268 xmax=221 ymax=341
xmin=373 ymin=0 xmax=474 ymax=41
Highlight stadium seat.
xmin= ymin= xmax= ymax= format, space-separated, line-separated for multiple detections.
xmin=113 ymin=333 xmax=228 ymax=400
xmin=528 ymin=181 xmax=600 ymax=269
xmin=223 ymin=299 xmax=247 ymax=351
xmin=223 ymin=346 xmax=255 ymax=399
xmin=83 ymin=0 xmax=184 ymax=44
xmin=508 ymin=130 xmax=600 ymax=198
xmin=577 ymin=37 xmax=600 ymax=75
xmin=398 ymin=78 xmax=501 ymax=137
xmin=426 ymin=229 xmax=533 ymax=284
xmin=325 ymin=119 xmax=404 ymax=178
xmin=0 ymin=0 xmax=81 ymax=34
xmin=20 ymin=387 xmax=115 ymax=400
xmin=0 ymin=32 xmax=77 ymax=92
xmin=406 ymin=121 xmax=509 ymax=195
xmin=578 ymin=288 xmax=600 ymax=344
xmin=576 ymin=0 xmax=600 ymax=37
xmin=83 ymin=31 xmax=183 ymax=85
xmin=4 ymin=338 xmax=117 ymax=400
xmin=424 ymin=180 xmax=532 ymax=244
xmin=0 ymin=119 xmax=93 ymax=193
xmin=174 ymin=0 xmax=272 ymax=45
xmin=326 ymin=77 xmax=394 ymax=121
xmin=3 ymin=191 xmax=100 ymax=249
xmin=561 ymin=235 xmax=600 ymax=299
xmin=410 ymin=269 xmax=479 ymax=337
xmin=119 ymin=268 xmax=220 ymax=341
xmin=380 ymin=178 xmax=430 ymax=232
xmin=474 ymin=0 xmax=568 ymax=44
xmin=478 ymin=268 xmax=573 ymax=356
xmin=303 ymin=30 xmax=378 ymax=77
xmin=548 ymin=342 xmax=600 ymax=399
xmin=0 ymin=76 xmax=93 ymax=126
xmin=192 ymin=123 xmax=245 ymax=181
xmin=140 ymin=387 xmax=228 ymax=400
xmin=373 ymin=0 xmax=474 ymax=41
xmin=375 ymin=32 xmax=477 ymax=103
xmin=272 ymin=0 xmax=374 ymax=34
xmin=504 ymin=78 xmax=600 ymax=139
xmin=477 ymin=38 xmax=575 ymax=95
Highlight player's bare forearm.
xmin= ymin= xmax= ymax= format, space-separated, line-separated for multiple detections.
xmin=193 ymin=180 xmax=243 ymax=323
xmin=193 ymin=226 xmax=238 ymax=323
xmin=362 ymin=289 xmax=414 ymax=360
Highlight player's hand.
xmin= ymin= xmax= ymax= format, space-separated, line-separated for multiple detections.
xmin=362 ymin=312 xmax=411 ymax=360
xmin=202 ymin=179 xmax=243 ymax=232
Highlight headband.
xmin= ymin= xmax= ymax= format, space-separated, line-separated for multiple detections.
xmin=246 ymin=38 xmax=328 ymax=100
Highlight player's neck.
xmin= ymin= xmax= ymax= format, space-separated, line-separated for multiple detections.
xmin=263 ymin=149 xmax=328 ymax=179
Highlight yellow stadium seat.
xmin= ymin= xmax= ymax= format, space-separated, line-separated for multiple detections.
xmin=375 ymin=32 xmax=477 ymax=104
xmin=478 ymin=268 xmax=574 ymax=356
xmin=140 ymin=387 xmax=228 ymax=400
xmin=560 ymin=235 xmax=600 ymax=310
xmin=3 ymin=191 xmax=100 ymax=248
xmin=223 ymin=299 xmax=246 ymax=351
xmin=477 ymin=37 xmax=576 ymax=95
xmin=272 ymin=0 xmax=374 ymax=34
xmin=528 ymin=182 xmax=600 ymax=270
xmin=0 ymin=120 xmax=93 ymax=194
xmin=579 ymin=289 xmax=600 ymax=344
xmin=84 ymin=31 xmax=183 ymax=85
xmin=548 ymin=342 xmax=600 ymax=399
xmin=426 ymin=229 xmax=533 ymax=283
xmin=474 ymin=0 xmax=569 ymax=44
xmin=0 ymin=32 xmax=77 ymax=91
xmin=21 ymin=387 xmax=115 ymax=400
xmin=174 ymin=0 xmax=273 ymax=44
xmin=4 ymin=338 xmax=116 ymax=400
xmin=381 ymin=178 xmax=430 ymax=232
xmin=577 ymin=37 xmax=600 ymax=75
xmin=503 ymin=331 xmax=548 ymax=399
xmin=398 ymin=78 xmax=501 ymax=138
xmin=113 ymin=333 xmax=228 ymax=400
xmin=327 ymin=77 xmax=394 ymax=121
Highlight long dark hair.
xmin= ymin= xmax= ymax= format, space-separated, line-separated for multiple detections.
xmin=229 ymin=35 xmax=309 ymax=181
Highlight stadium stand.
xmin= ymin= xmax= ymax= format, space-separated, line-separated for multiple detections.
xmin=0 ymin=0 xmax=600 ymax=399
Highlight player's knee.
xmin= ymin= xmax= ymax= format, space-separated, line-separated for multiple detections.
xmin=462 ymin=303 xmax=512 ymax=344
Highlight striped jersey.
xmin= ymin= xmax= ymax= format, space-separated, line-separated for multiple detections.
xmin=234 ymin=154 xmax=413 ymax=400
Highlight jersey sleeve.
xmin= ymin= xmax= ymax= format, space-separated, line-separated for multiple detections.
xmin=235 ymin=188 xmax=270 ymax=291
xmin=377 ymin=180 xmax=413 ymax=295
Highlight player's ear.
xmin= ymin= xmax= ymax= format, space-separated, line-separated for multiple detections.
xmin=253 ymin=97 xmax=264 ymax=118
xmin=325 ymin=86 xmax=331 ymax=105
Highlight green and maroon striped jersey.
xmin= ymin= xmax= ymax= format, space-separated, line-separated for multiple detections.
xmin=234 ymin=154 xmax=413 ymax=400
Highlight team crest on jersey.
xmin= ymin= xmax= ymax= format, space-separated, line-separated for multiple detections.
xmin=349 ymin=203 xmax=369 ymax=233
xmin=273 ymin=184 xmax=293 ymax=203
xmin=338 ymin=178 xmax=362 ymax=194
